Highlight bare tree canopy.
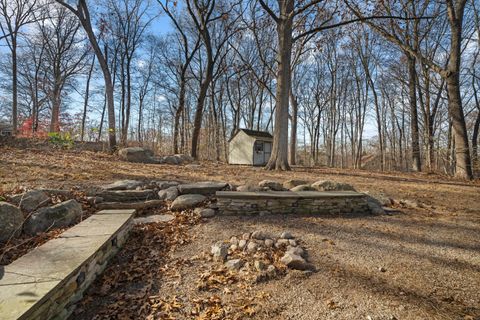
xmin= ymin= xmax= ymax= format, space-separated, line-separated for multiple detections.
xmin=0 ymin=0 xmax=478 ymax=178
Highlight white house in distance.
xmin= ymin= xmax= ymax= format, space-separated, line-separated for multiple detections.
xmin=228 ymin=128 xmax=273 ymax=166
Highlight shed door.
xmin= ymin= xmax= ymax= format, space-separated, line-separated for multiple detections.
xmin=263 ymin=142 xmax=271 ymax=164
xmin=253 ymin=141 xmax=265 ymax=165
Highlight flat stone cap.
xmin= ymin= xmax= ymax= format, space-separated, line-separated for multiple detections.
xmin=0 ymin=210 xmax=135 ymax=320
xmin=216 ymin=191 xmax=365 ymax=199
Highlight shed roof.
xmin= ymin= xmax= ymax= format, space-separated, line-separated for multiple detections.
xmin=234 ymin=128 xmax=273 ymax=140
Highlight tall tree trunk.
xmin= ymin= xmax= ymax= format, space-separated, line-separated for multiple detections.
xmin=289 ymin=91 xmax=298 ymax=165
xmin=12 ymin=38 xmax=18 ymax=135
xmin=472 ymin=76 xmax=480 ymax=173
xmin=446 ymin=7 xmax=473 ymax=179
xmin=265 ymin=0 xmax=293 ymax=170
xmin=81 ymin=55 xmax=95 ymax=141
xmin=408 ymin=54 xmax=422 ymax=172
xmin=174 ymin=77 xmax=186 ymax=154
xmin=50 ymin=86 xmax=61 ymax=133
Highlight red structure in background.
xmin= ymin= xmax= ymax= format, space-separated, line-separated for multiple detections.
xmin=17 ymin=117 xmax=50 ymax=138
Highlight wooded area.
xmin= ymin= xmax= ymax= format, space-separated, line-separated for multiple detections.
xmin=1 ymin=0 xmax=479 ymax=179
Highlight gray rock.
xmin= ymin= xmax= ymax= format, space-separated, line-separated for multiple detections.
xmin=264 ymin=239 xmax=274 ymax=247
xmin=118 ymin=147 xmax=155 ymax=163
xmin=236 ymin=184 xmax=262 ymax=192
xmin=175 ymin=154 xmax=194 ymax=163
xmin=211 ymin=242 xmax=229 ymax=262
xmin=287 ymin=245 xmax=305 ymax=257
xmin=275 ymin=239 xmax=290 ymax=248
xmin=225 ymin=258 xmax=244 ymax=270
xmin=280 ymin=231 xmax=294 ymax=239
xmin=251 ymin=230 xmax=269 ymax=240
xmin=290 ymin=184 xmax=315 ymax=192
xmin=230 ymin=236 xmax=239 ymax=245
xmin=102 ymin=180 xmax=143 ymax=191
xmin=367 ymin=196 xmax=385 ymax=215
xmin=311 ymin=180 xmax=355 ymax=192
xmin=87 ymin=196 xmax=104 ymax=205
xmin=158 ymin=187 xmax=179 ymax=201
xmin=170 ymin=194 xmax=206 ymax=210
xmin=241 ymin=233 xmax=251 ymax=240
xmin=247 ymin=241 xmax=258 ymax=253
xmin=24 ymin=200 xmax=82 ymax=235
xmin=238 ymin=239 xmax=247 ymax=249
xmin=163 ymin=155 xmax=180 ymax=165
xmin=0 ymin=202 xmax=24 ymax=242
xmin=254 ymin=260 xmax=266 ymax=271
xmin=258 ymin=180 xmax=284 ymax=191
xmin=289 ymin=239 xmax=297 ymax=246
xmin=266 ymin=265 xmax=276 ymax=277
xmin=194 ymin=207 xmax=216 ymax=218
xmin=12 ymin=190 xmax=50 ymax=213
xmin=280 ymin=252 xmax=312 ymax=270
xmin=134 ymin=214 xmax=175 ymax=225
xmin=283 ymin=179 xmax=308 ymax=189
xmin=177 ymin=181 xmax=228 ymax=195
xmin=155 ymin=181 xmax=180 ymax=190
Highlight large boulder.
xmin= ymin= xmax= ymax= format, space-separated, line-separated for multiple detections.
xmin=24 ymin=200 xmax=83 ymax=235
xmin=118 ymin=147 xmax=155 ymax=163
xmin=102 ymin=180 xmax=144 ymax=190
xmin=258 ymin=180 xmax=285 ymax=191
xmin=163 ymin=155 xmax=180 ymax=165
xmin=170 ymin=194 xmax=206 ymax=210
xmin=0 ymin=202 xmax=24 ymax=242
xmin=311 ymin=180 xmax=355 ymax=192
xmin=177 ymin=181 xmax=228 ymax=195
xmin=11 ymin=190 xmax=50 ymax=212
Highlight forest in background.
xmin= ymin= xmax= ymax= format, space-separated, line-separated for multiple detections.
xmin=0 ymin=0 xmax=479 ymax=179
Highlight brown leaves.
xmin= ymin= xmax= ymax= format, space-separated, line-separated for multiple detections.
xmin=197 ymin=268 xmax=239 ymax=291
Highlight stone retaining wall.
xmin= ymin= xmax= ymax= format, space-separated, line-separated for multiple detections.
xmin=216 ymin=191 xmax=371 ymax=216
xmin=0 ymin=209 xmax=135 ymax=320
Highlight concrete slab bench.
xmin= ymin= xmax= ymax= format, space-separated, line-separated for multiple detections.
xmin=216 ymin=191 xmax=371 ymax=215
xmin=0 ymin=209 xmax=135 ymax=320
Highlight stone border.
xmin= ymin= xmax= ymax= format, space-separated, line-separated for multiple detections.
xmin=0 ymin=209 xmax=135 ymax=320
xmin=216 ymin=191 xmax=371 ymax=216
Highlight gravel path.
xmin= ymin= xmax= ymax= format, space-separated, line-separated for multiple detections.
xmin=165 ymin=209 xmax=480 ymax=320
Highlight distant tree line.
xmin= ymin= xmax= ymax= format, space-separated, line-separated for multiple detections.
xmin=0 ymin=0 xmax=479 ymax=179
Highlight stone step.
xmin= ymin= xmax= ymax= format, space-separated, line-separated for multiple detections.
xmin=96 ymin=189 xmax=157 ymax=202
xmin=96 ymin=199 xmax=164 ymax=210
xmin=0 ymin=209 xmax=135 ymax=320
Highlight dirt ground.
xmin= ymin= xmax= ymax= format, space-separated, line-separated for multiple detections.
xmin=1 ymin=145 xmax=480 ymax=319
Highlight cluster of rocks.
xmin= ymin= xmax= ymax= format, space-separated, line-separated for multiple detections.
xmin=118 ymin=147 xmax=194 ymax=165
xmin=236 ymin=179 xmax=356 ymax=193
xmin=94 ymin=179 xmax=230 ymax=215
xmin=0 ymin=189 xmax=83 ymax=242
xmin=210 ymin=230 xmax=313 ymax=282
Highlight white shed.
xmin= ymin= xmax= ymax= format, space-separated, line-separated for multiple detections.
xmin=228 ymin=129 xmax=273 ymax=165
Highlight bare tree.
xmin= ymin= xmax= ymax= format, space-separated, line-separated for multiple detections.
xmin=0 ymin=0 xmax=38 ymax=134
xmin=56 ymin=0 xmax=117 ymax=149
